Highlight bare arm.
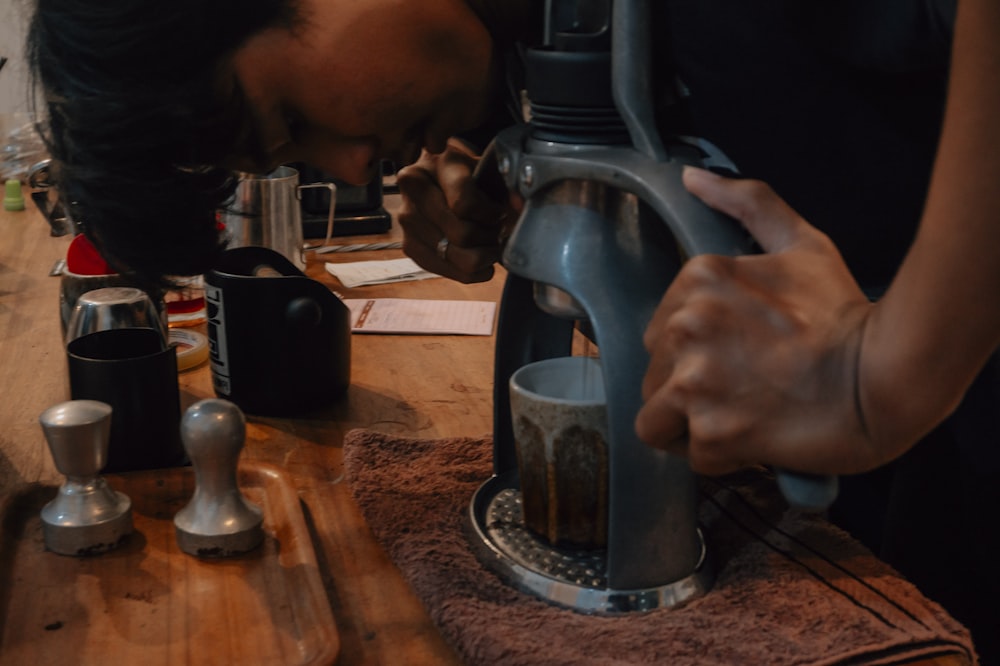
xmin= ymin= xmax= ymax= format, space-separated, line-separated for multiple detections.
xmin=636 ymin=0 xmax=1000 ymax=475
xmin=862 ymin=0 xmax=1000 ymax=448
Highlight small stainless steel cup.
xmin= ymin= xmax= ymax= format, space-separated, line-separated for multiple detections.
xmin=65 ymin=286 xmax=167 ymax=346
xmin=59 ymin=270 xmax=130 ymax=336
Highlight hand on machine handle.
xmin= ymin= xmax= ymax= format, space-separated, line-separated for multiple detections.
xmin=636 ymin=167 xmax=891 ymax=511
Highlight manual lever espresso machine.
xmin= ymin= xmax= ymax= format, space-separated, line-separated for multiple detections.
xmin=466 ymin=0 xmax=837 ymax=613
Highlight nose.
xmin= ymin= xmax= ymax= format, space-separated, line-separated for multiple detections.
xmin=304 ymin=140 xmax=379 ymax=186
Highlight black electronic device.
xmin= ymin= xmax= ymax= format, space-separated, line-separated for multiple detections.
xmin=294 ymin=163 xmax=393 ymax=238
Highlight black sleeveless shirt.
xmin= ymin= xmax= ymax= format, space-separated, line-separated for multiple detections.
xmin=654 ymin=0 xmax=955 ymax=291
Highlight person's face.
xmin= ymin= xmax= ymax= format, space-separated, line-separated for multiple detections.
xmin=225 ymin=0 xmax=498 ymax=184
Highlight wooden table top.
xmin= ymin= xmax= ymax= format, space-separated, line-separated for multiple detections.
xmin=0 ymin=190 xmax=969 ymax=665
xmin=0 ymin=191 xmax=492 ymax=664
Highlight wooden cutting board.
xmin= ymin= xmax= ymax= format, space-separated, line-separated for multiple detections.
xmin=0 ymin=461 xmax=339 ymax=665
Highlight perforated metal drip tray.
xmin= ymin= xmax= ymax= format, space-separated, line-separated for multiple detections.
xmin=466 ymin=472 xmax=713 ymax=614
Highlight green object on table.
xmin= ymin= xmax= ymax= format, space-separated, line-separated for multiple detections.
xmin=4 ymin=179 xmax=25 ymax=211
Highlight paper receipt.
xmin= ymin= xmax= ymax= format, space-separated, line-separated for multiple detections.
xmin=325 ymin=258 xmax=438 ymax=287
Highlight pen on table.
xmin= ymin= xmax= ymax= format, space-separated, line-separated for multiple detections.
xmin=315 ymin=240 xmax=403 ymax=254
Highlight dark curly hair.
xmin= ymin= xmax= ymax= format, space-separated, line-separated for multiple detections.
xmin=27 ymin=0 xmax=300 ymax=285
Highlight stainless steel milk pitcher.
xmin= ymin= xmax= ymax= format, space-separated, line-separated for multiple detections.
xmin=220 ymin=166 xmax=335 ymax=270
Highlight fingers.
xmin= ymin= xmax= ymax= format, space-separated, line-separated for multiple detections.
xmin=682 ymin=166 xmax=821 ymax=254
xmin=398 ymin=158 xmax=504 ymax=244
xmin=636 ymin=368 xmax=750 ymax=477
xmin=435 ymin=149 xmax=511 ymax=228
xmin=638 ymin=348 xmax=755 ymax=477
xmin=638 ymin=288 xmax=719 ymax=461
xmin=638 ymin=257 xmax=761 ymax=476
xmin=634 ymin=398 xmax=688 ymax=458
xmin=398 ymin=214 xmax=499 ymax=283
xmin=396 ymin=145 xmax=512 ymax=283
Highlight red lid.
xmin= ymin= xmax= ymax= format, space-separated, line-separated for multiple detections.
xmin=66 ymin=233 xmax=112 ymax=275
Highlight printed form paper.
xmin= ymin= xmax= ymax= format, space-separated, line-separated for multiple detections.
xmin=342 ymin=298 xmax=497 ymax=335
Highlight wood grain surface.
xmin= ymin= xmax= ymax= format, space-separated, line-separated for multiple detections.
xmin=0 ymin=189 xmax=969 ymax=665
xmin=0 ymin=462 xmax=338 ymax=665
xmin=0 ymin=192 xmax=490 ymax=664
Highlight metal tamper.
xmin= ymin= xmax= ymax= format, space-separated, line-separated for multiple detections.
xmin=173 ymin=398 xmax=264 ymax=557
xmin=39 ymin=400 xmax=133 ymax=556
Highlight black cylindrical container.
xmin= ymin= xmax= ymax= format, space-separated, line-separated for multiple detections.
xmin=67 ymin=327 xmax=185 ymax=472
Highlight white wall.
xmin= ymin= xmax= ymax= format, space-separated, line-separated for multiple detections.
xmin=0 ymin=0 xmax=31 ymax=116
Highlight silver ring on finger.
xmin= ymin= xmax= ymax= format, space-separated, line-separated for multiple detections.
xmin=436 ymin=236 xmax=449 ymax=261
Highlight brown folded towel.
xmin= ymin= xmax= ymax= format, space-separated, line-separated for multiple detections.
xmin=343 ymin=429 xmax=978 ymax=666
